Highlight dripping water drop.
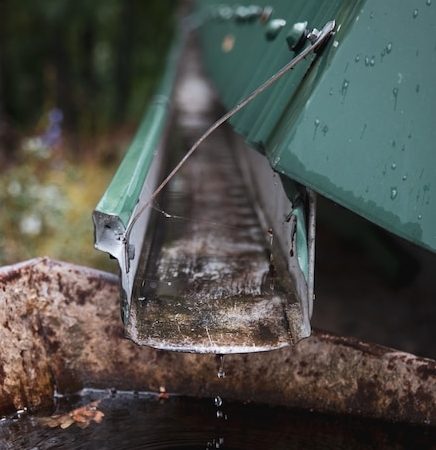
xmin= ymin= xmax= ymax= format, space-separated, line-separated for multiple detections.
xmin=341 ymin=79 xmax=349 ymax=101
xmin=217 ymin=354 xmax=226 ymax=379
xmin=392 ymin=87 xmax=399 ymax=110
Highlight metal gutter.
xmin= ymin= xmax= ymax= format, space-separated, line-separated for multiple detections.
xmin=93 ymin=29 xmax=185 ymax=320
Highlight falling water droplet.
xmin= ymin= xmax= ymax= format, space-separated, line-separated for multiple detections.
xmin=341 ymin=79 xmax=349 ymax=102
xmin=418 ymin=214 xmax=422 ymax=220
xmin=365 ymin=56 xmax=370 ymax=66
xmin=329 ymin=88 xmax=334 ymax=96
xmin=313 ymin=119 xmax=320 ymax=140
xmin=214 ymin=396 xmax=223 ymax=407
xmin=217 ymin=354 xmax=226 ymax=378
xmin=413 ymin=8 xmax=418 ymax=18
xmin=392 ymin=87 xmax=399 ymax=110
xmin=402 ymin=175 xmax=408 ymax=181
xmin=390 ymin=187 xmax=398 ymax=199
xmin=391 ymin=162 xmax=397 ymax=170
xmin=370 ymin=56 xmax=375 ymax=66
xmin=426 ymin=0 xmax=431 ymax=6
xmin=386 ymin=42 xmax=393 ymax=53
xmin=355 ymin=54 xmax=360 ymax=62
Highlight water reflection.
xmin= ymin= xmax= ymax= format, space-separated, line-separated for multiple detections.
xmin=1 ymin=389 xmax=434 ymax=449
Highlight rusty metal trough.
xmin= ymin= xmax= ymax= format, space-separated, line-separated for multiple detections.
xmin=0 ymin=258 xmax=435 ymax=425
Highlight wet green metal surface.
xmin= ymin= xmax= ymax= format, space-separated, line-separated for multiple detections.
xmin=198 ymin=0 xmax=436 ymax=252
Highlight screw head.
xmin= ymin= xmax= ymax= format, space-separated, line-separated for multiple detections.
xmin=235 ymin=5 xmax=263 ymax=22
xmin=265 ymin=19 xmax=287 ymax=41
xmin=286 ymin=21 xmax=308 ymax=51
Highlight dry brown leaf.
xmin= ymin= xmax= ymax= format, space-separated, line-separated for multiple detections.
xmin=38 ymin=400 xmax=105 ymax=429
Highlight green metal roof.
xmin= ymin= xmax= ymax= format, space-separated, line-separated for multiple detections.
xmin=198 ymin=0 xmax=436 ymax=252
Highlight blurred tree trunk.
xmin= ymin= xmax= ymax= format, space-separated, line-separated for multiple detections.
xmin=0 ymin=0 xmax=18 ymax=164
xmin=52 ymin=37 xmax=76 ymax=128
xmin=81 ymin=15 xmax=97 ymax=136
xmin=113 ymin=0 xmax=134 ymax=122
xmin=50 ymin=7 xmax=79 ymax=156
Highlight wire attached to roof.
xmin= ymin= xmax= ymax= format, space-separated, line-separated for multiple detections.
xmin=124 ymin=20 xmax=335 ymax=245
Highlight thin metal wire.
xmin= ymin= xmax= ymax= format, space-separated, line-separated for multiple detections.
xmin=125 ymin=20 xmax=335 ymax=244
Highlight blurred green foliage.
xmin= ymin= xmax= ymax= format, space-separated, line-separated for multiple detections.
xmin=0 ymin=0 xmax=175 ymax=145
xmin=0 ymin=0 xmax=176 ymax=269
xmin=0 ymin=132 xmax=131 ymax=271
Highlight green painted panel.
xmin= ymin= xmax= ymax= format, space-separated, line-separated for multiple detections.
xmin=270 ymin=0 xmax=436 ymax=251
xmin=198 ymin=0 xmax=436 ymax=252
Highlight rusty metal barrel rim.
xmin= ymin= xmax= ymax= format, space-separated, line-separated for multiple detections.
xmin=0 ymin=258 xmax=435 ymax=425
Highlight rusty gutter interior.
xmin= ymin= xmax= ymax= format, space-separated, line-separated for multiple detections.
xmin=95 ymin=36 xmax=315 ymax=354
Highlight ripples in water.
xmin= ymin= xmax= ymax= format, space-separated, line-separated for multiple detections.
xmin=0 ymin=389 xmax=434 ymax=449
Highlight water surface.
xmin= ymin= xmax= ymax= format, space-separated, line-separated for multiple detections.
xmin=1 ymin=389 xmax=434 ymax=449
